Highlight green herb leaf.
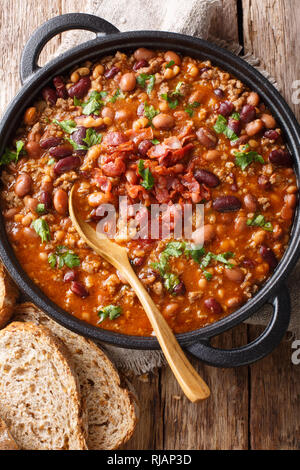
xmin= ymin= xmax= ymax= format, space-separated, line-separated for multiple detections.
xmin=151 ymin=139 xmax=160 ymax=145
xmin=160 ymin=93 xmax=178 ymax=110
xmin=164 ymin=241 xmax=185 ymax=258
xmin=53 ymin=119 xmax=77 ymax=134
xmin=165 ymin=60 xmax=175 ymax=69
xmin=213 ymin=115 xmax=238 ymax=142
xmin=82 ymin=128 xmax=102 ymax=147
xmin=231 ymin=112 xmax=240 ymax=120
xmin=137 ymin=74 xmax=155 ymax=95
xmin=247 ymin=214 xmax=273 ymax=231
xmin=36 ymin=203 xmax=45 ymax=215
xmin=108 ymin=88 xmax=124 ymax=103
xmin=138 ymin=160 xmax=154 ymax=190
xmin=66 ymin=137 xmax=88 ymax=151
xmin=184 ymin=102 xmax=201 ymax=117
xmin=97 ymin=304 xmax=122 ymax=323
xmin=163 ymin=272 xmax=180 ymax=292
xmin=144 ymin=102 xmax=159 ymax=122
xmin=234 ymin=147 xmax=265 ymax=170
xmin=32 ymin=218 xmax=51 ymax=243
xmin=47 ymin=158 xmax=56 ymax=166
xmin=171 ymin=81 xmax=184 ymax=97
xmin=0 ymin=140 xmax=25 ymax=166
xmin=48 ymin=245 xmax=80 ymax=269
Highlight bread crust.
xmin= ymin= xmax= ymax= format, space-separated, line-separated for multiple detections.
xmin=0 ymin=264 xmax=19 ymax=329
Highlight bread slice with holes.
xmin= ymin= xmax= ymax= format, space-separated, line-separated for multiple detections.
xmin=0 ymin=321 xmax=88 ymax=450
xmin=0 ymin=417 xmax=19 ymax=450
xmin=14 ymin=303 xmax=138 ymax=450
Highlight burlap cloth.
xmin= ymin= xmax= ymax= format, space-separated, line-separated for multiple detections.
xmin=39 ymin=0 xmax=299 ymax=372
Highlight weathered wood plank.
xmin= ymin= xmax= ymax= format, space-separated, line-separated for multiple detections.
xmin=161 ymin=325 xmax=249 ymax=450
xmin=209 ymin=0 xmax=239 ymax=43
xmin=249 ymin=326 xmax=300 ymax=449
xmin=242 ymin=0 xmax=300 ymax=120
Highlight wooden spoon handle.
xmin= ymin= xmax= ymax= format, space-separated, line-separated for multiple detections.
xmin=123 ymin=264 xmax=210 ymax=402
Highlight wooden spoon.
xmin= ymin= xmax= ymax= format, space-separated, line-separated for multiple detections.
xmin=69 ymin=186 xmax=210 ymax=402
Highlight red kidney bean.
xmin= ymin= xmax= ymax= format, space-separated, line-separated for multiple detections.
xmin=40 ymin=191 xmax=52 ymax=210
xmin=243 ymin=258 xmax=256 ymax=269
xmin=40 ymin=136 xmax=62 ymax=149
xmin=132 ymin=257 xmax=145 ymax=267
xmin=260 ymin=245 xmax=278 ymax=270
xmin=104 ymin=66 xmax=120 ymax=79
xmin=204 ymin=298 xmax=222 ymax=315
xmin=194 ymin=169 xmax=220 ymax=187
xmin=71 ymin=281 xmax=89 ymax=298
xmin=68 ymin=76 xmax=91 ymax=99
xmin=258 ymin=174 xmax=271 ymax=190
xmin=240 ymin=104 xmax=256 ymax=123
xmin=213 ymin=196 xmax=241 ymax=212
xmin=269 ymin=149 xmax=293 ymax=167
xmin=230 ymin=135 xmax=249 ymax=147
xmin=173 ymin=281 xmax=186 ymax=296
xmin=196 ymin=127 xmax=218 ymax=148
xmin=71 ymin=126 xmax=87 ymax=156
xmin=42 ymin=87 xmax=57 ymax=105
xmin=53 ymin=156 xmax=81 ymax=175
xmin=53 ymin=75 xmax=68 ymax=99
xmin=133 ymin=60 xmax=148 ymax=71
xmin=244 ymin=194 xmax=258 ymax=212
xmin=138 ymin=139 xmax=153 ymax=157
xmin=264 ymin=130 xmax=279 ymax=140
xmin=228 ymin=117 xmax=241 ymax=135
xmin=49 ymin=144 xmax=73 ymax=158
xmin=64 ymin=269 xmax=77 ymax=282
xmin=199 ymin=67 xmax=211 ymax=75
xmin=137 ymin=103 xmax=145 ymax=117
xmin=214 ymin=88 xmax=224 ymax=98
xmin=218 ymin=100 xmax=234 ymax=117
xmin=15 ymin=173 xmax=32 ymax=197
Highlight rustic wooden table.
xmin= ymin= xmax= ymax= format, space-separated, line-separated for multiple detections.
xmin=0 ymin=0 xmax=299 ymax=450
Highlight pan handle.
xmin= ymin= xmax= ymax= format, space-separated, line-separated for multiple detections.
xmin=185 ymin=284 xmax=291 ymax=367
xmin=20 ymin=13 xmax=120 ymax=84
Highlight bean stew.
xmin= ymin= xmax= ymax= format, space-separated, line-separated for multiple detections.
xmin=0 ymin=48 xmax=297 ymax=336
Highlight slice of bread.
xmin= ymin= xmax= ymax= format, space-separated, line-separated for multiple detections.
xmin=0 ymin=417 xmax=19 ymax=450
xmin=0 ymin=264 xmax=18 ymax=329
xmin=0 ymin=321 xmax=88 ymax=450
xmin=14 ymin=303 xmax=138 ymax=450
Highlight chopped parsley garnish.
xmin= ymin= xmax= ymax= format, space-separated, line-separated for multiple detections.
xmin=107 ymin=88 xmax=124 ymax=103
xmin=74 ymin=91 xmax=108 ymax=115
xmin=184 ymin=101 xmax=201 ymax=117
xmin=48 ymin=245 xmax=80 ymax=269
xmin=137 ymin=74 xmax=156 ymax=94
xmin=144 ymin=102 xmax=159 ymax=122
xmin=97 ymin=305 xmax=122 ymax=323
xmin=247 ymin=214 xmax=273 ymax=231
xmin=0 ymin=140 xmax=25 ymax=166
xmin=53 ymin=119 xmax=77 ymax=134
xmin=165 ymin=60 xmax=175 ymax=68
xmin=213 ymin=114 xmax=238 ymax=141
xmin=32 ymin=218 xmax=51 ymax=243
xmin=171 ymin=81 xmax=184 ymax=97
xmin=36 ymin=203 xmax=46 ymax=215
xmin=152 ymin=241 xmax=235 ymax=286
xmin=151 ymin=139 xmax=160 ymax=145
xmin=82 ymin=128 xmax=102 ymax=147
xmin=231 ymin=112 xmax=240 ymax=120
xmin=47 ymin=158 xmax=56 ymax=166
xmin=66 ymin=137 xmax=88 ymax=151
xmin=234 ymin=145 xmax=265 ymax=170
xmin=160 ymin=93 xmax=178 ymax=109
xmin=138 ymin=160 xmax=154 ymax=190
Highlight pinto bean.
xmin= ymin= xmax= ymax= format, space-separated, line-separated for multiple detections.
xmin=152 ymin=113 xmax=174 ymax=129
xmin=244 ymin=194 xmax=258 ymax=212
xmin=25 ymin=141 xmax=42 ymax=158
xmin=269 ymin=149 xmax=293 ymax=167
xmin=88 ymin=192 xmax=108 ymax=207
xmin=247 ymin=92 xmax=260 ymax=107
xmin=15 ymin=174 xmax=32 ymax=197
xmin=240 ymin=104 xmax=256 ymax=124
xmin=194 ymin=169 xmax=220 ymax=187
xmin=101 ymin=107 xmax=115 ymax=120
xmin=53 ymin=189 xmax=68 ymax=215
xmin=225 ymin=267 xmax=244 ymax=283
xmin=281 ymin=205 xmax=293 ymax=220
xmin=53 ymin=156 xmax=81 ymax=175
xmin=163 ymin=303 xmax=180 ymax=316
xmin=24 ymin=196 xmax=38 ymax=212
xmin=138 ymin=139 xmax=153 ymax=157
xmin=196 ymin=127 xmax=218 ymax=148
xmin=164 ymin=51 xmax=181 ymax=65
xmin=71 ymin=281 xmax=89 ymax=298
xmin=49 ymin=143 xmax=73 ymax=158
xmin=40 ymin=136 xmax=62 ymax=149
xmin=204 ymin=149 xmax=220 ymax=161
xmin=204 ymin=298 xmax=222 ymax=315
xmin=234 ymin=216 xmax=248 ymax=234
xmin=258 ymin=174 xmax=271 ymax=190
xmin=213 ymin=196 xmax=241 ymax=212
xmin=260 ymin=245 xmax=278 ymax=270
xmin=120 ymin=72 xmax=136 ymax=92
xmin=125 ymin=169 xmax=138 ymax=185
xmin=68 ymin=76 xmax=91 ymax=99
xmin=134 ymin=48 xmax=155 ymax=61
xmin=24 ymin=107 xmax=38 ymax=125
xmin=192 ymin=225 xmax=216 ymax=245
xmin=189 ymin=89 xmax=205 ymax=104
xmin=245 ymin=119 xmax=264 ymax=136
xmin=261 ymin=113 xmax=276 ymax=129
xmin=285 ymin=193 xmax=297 ymax=208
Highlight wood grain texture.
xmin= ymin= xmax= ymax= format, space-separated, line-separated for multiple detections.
xmin=0 ymin=0 xmax=299 ymax=450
